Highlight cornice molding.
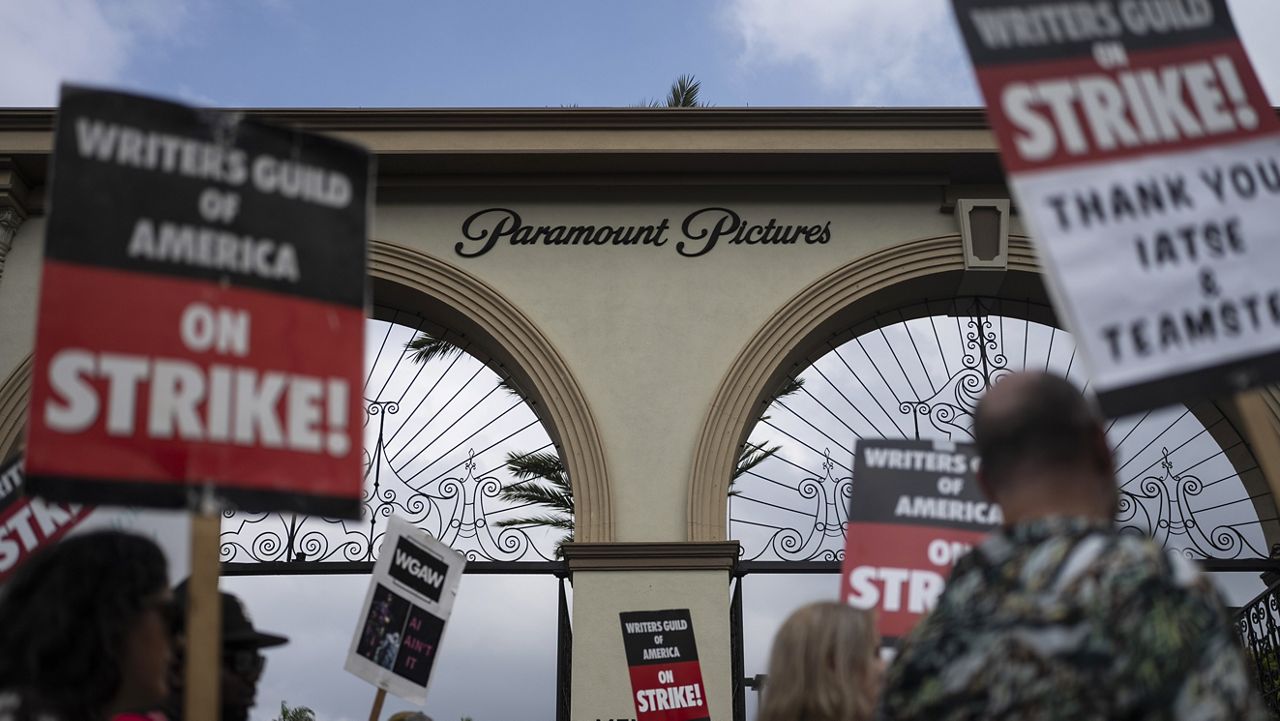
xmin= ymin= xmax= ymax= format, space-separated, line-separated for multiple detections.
xmin=562 ymin=541 xmax=740 ymax=573
xmin=3 ymin=106 xmax=1277 ymax=134
xmin=0 ymin=107 xmax=999 ymax=133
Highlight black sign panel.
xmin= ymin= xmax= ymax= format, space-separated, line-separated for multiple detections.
xmin=620 ymin=609 xmax=710 ymax=721
xmin=842 ymin=439 xmax=1002 ymax=640
xmin=387 ymin=535 xmax=450 ymax=603
xmin=46 ymin=86 xmax=368 ymax=307
xmin=354 ymin=583 xmax=446 ymax=687
xmin=0 ymin=456 xmax=22 ymax=516
xmin=953 ymin=0 xmax=1238 ymax=66
xmin=848 ymin=439 xmax=999 ymax=532
xmin=26 ymin=86 xmax=371 ymax=517
xmin=620 ymin=609 xmax=702 ymax=666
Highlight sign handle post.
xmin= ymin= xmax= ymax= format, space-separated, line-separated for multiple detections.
xmin=1237 ymin=390 xmax=1280 ymax=517
xmin=368 ymin=688 xmax=387 ymax=721
xmin=184 ymin=501 xmax=222 ymax=721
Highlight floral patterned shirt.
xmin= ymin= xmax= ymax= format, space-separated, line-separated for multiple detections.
xmin=878 ymin=516 xmax=1268 ymax=720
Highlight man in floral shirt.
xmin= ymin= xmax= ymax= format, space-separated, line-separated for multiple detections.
xmin=879 ymin=373 xmax=1267 ymax=720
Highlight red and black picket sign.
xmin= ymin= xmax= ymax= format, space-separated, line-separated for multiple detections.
xmin=620 ymin=609 xmax=710 ymax=721
xmin=0 ymin=456 xmax=92 ymax=583
xmin=951 ymin=0 xmax=1280 ymax=416
xmin=841 ymin=439 xmax=1000 ymax=641
xmin=24 ymin=86 xmax=371 ymax=517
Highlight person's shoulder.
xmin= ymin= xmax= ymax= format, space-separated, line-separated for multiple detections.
xmin=1092 ymin=533 xmax=1220 ymax=599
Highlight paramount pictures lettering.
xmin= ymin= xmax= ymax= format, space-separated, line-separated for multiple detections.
xmin=456 ymin=207 xmax=832 ymax=259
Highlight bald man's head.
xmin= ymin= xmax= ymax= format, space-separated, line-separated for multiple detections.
xmin=974 ymin=373 xmax=1112 ymax=496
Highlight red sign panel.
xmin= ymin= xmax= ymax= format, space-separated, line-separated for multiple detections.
xmin=25 ymin=86 xmax=370 ymax=517
xmin=0 ymin=456 xmax=91 ymax=583
xmin=620 ymin=609 xmax=710 ymax=721
xmin=841 ymin=439 xmax=1000 ymax=641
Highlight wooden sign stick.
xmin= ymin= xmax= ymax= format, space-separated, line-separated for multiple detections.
xmin=185 ymin=503 xmax=223 ymax=721
xmin=368 ymin=687 xmax=387 ymax=721
xmin=1236 ymin=390 xmax=1280 ymax=518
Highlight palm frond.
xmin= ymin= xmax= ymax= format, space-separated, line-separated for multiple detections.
xmin=554 ymin=531 xmax=575 ymax=558
xmin=734 ymin=441 xmax=781 ymax=478
xmin=504 ymin=450 xmax=568 ymax=485
xmin=775 ymin=375 xmax=805 ymax=400
xmin=666 ymin=74 xmax=702 ymax=107
xmin=496 ymin=514 xmax=575 ymax=532
xmin=638 ymin=74 xmax=705 ymax=108
xmin=499 ymin=481 xmax=574 ymax=516
xmin=730 ymin=441 xmax=782 ymax=496
xmin=405 ymin=332 xmax=465 ymax=365
xmin=497 ymin=375 xmax=522 ymax=397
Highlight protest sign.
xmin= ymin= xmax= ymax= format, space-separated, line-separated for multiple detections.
xmin=841 ymin=439 xmax=1000 ymax=640
xmin=0 ymin=453 xmax=193 ymax=584
xmin=345 ymin=516 xmax=465 ymax=705
xmin=951 ymin=0 xmax=1280 ymax=416
xmin=24 ymin=85 xmax=370 ymax=516
xmin=0 ymin=455 xmax=91 ymax=583
xmin=619 ymin=609 xmax=710 ymax=721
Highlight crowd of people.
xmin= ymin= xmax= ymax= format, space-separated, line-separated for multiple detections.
xmin=0 ymin=373 xmax=1271 ymax=719
xmin=757 ymin=373 xmax=1269 ymax=720
xmin=0 ymin=533 xmax=288 ymax=721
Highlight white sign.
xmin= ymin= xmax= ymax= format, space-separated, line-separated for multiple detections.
xmin=344 ymin=516 xmax=465 ymax=704
xmin=952 ymin=0 xmax=1280 ymax=416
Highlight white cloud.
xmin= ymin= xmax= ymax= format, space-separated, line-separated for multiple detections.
xmin=725 ymin=0 xmax=1280 ymax=108
xmin=0 ymin=0 xmax=194 ymax=106
xmin=1230 ymin=0 xmax=1280 ymax=104
xmin=724 ymin=0 xmax=981 ymax=106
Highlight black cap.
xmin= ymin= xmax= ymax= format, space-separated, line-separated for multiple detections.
xmin=173 ymin=581 xmax=289 ymax=649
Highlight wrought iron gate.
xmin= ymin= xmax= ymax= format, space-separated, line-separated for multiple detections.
xmin=219 ymin=308 xmax=572 ymax=720
xmin=727 ymin=296 xmax=1280 ymax=718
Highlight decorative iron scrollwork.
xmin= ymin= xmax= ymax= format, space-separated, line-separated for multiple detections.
xmin=731 ymin=297 xmax=1271 ymax=564
xmin=220 ymin=317 xmax=560 ymax=567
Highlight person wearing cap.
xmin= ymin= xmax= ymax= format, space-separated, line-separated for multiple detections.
xmin=160 ymin=582 xmax=288 ymax=721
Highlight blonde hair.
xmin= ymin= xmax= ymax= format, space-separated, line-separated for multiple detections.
xmin=756 ymin=601 xmax=879 ymax=721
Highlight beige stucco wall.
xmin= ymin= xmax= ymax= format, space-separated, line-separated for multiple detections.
xmin=375 ymin=187 xmax=958 ymax=542
xmin=0 ymin=186 xmax=1007 ymax=543
xmin=0 ymin=217 xmax=42 ymax=382
xmin=0 ymin=184 xmax=966 ymax=721
xmin=571 ymin=569 xmax=731 ymax=721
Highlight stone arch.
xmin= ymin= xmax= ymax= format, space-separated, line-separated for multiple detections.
xmin=368 ymin=240 xmax=612 ymax=541
xmin=688 ymin=234 xmax=1278 ymax=543
xmin=0 ymin=240 xmax=613 ymax=542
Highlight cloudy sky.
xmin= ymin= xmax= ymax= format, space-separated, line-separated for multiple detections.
xmin=8 ymin=2 xmax=1280 ymax=721
xmin=3 ymin=0 xmax=1280 ymax=108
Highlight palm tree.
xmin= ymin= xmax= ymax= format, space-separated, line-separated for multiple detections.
xmin=647 ymin=74 xmax=703 ymax=107
xmin=276 ymin=702 xmax=315 ymax=721
xmin=497 ymin=449 xmax=576 ymax=556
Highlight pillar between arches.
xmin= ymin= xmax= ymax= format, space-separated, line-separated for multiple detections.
xmin=563 ymin=541 xmax=739 ymax=721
